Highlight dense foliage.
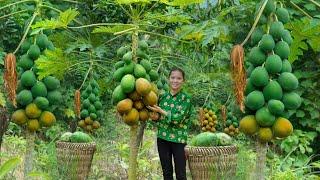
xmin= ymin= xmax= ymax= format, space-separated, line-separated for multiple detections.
xmin=0 ymin=0 xmax=319 ymax=179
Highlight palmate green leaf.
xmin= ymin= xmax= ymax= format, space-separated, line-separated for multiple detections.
xmin=308 ymin=37 xmax=320 ymax=52
xmin=175 ymin=22 xmax=207 ymax=40
xmin=145 ymin=12 xmax=191 ymax=23
xmin=305 ymin=20 xmax=320 ymax=52
xmin=287 ymin=18 xmax=320 ymax=63
xmin=92 ymin=25 xmax=135 ymax=34
xmin=32 ymin=9 xmax=79 ymax=30
xmin=0 ymin=157 xmax=22 ymax=179
xmin=65 ymin=38 xmax=93 ymax=53
xmin=64 ymin=108 xmax=75 ymax=118
xmin=59 ymin=9 xmax=79 ymax=25
xmin=288 ymin=35 xmax=308 ymax=63
xmin=35 ymin=49 xmax=75 ymax=80
xmin=203 ymin=23 xmax=230 ymax=46
xmin=175 ymin=20 xmax=230 ymax=45
xmin=115 ymin=0 xmax=151 ymax=4
xmin=287 ymin=19 xmax=309 ymax=63
xmin=160 ymin=0 xmax=204 ymax=6
xmin=32 ymin=19 xmax=62 ymax=30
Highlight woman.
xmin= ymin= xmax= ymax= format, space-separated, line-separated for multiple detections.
xmin=148 ymin=67 xmax=192 ymax=180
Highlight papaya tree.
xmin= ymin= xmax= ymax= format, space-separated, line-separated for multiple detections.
xmin=231 ymin=0 xmax=320 ymax=178
xmin=274 ymin=0 xmax=320 ymax=168
xmin=0 ymin=0 xmax=80 ymax=177
xmin=72 ymin=0 xmax=203 ymax=179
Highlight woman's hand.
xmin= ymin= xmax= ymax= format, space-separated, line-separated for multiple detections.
xmin=147 ymin=105 xmax=168 ymax=116
xmin=147 ymin=105 xmax=161 ymax=112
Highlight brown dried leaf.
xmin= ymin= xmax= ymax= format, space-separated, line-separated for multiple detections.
xmin=230 ymin=45 xmax=246 ymax=112
xmin=74 ymin=89 xmax=81 ymax=118
xmin=3 ymin=53 xmax=17 ymax=107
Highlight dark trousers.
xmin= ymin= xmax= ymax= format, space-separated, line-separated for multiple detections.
xmin=157 ymin=138 xmax=187 ymax=180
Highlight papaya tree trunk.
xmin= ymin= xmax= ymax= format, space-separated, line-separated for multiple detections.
xmin=24 ymin=131 xmax=35 ymax=179
xmin=128 ymin=125 xmax=138 ymax=180
xmin=136 ymin=121 xmax=147 ymax=149
xmin=255 ymin=141 xmax=267 ymax=180
xmin=128 ymin=29 xmax=140 ymax=180
xmin=128 ymin=122 xmax=147 ymax=180
xmin=131 ymin=30 xmax=138 ymax=62
xmin=0 ymin=107 xmax=10 ymax=152
xmin=70 ymin=118 xmax=78 ymax=133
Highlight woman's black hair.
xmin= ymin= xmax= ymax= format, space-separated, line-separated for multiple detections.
xmin=169 ymin=67 xmax=185 ymax=80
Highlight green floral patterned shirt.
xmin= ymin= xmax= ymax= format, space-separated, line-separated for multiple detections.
xmin=157 ymin=90 xmax=192 ymax=144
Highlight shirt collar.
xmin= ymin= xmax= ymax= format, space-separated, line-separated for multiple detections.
xmin=169 ymin=90 xmax=182 ymax=97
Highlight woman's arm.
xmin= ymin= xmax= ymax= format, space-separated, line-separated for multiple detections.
xmin=149 ymin=102 xmax=192 ymax=125
xmin=147 ymin=105 xmax=168 ymax=116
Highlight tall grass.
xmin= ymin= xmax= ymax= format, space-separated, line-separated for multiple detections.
xmin=235 ymin=142 xmax=256 ymax=180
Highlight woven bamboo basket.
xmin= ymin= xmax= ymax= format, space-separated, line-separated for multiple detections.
xmin=56 ymin=141 xmax=96 ymax=180
xmin=185 ymin=145 xmax=237 ymax=180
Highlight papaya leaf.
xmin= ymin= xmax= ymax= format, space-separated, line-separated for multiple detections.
xmin=65 ymin=38 xmax=93 ymax=53
xmin=288 ymin=35 xmax=308 ymax=63
xmin=115 ymin=0 xmax=151 ymax=4
xmin=308 ymin=38 xmax=320 ymax=52
xmin=0 ymin=92 xmax=6 ymax=107
xmin=0 ymin=157 xmax=22 ymax=179
xmin=30 ymin=29 xmax=42 ymax=36
xmin=287 ymin=18 xmax=320 ymax=63
xmin=32 ymin=9 xmax=79 ymax=30
xmin=203 ymin=23 xmax=230 ymax=45
xmin=64 ymin=108 xmax=75 ymax=118
xmin=175 ymin=22 xmax=207 ymax=39
xmin=145 ymin=12 xmax=191 ymax=23
xmin=304 ymin=3 xmax=316 ymax=11
xmin=92 ymin=25 xmax=135 ymax=34
xmin=34 ymin=48 xmax=76 ymax=80
xmin=176 ymin=20 xmax=230 ymax=46
xmin=59 ymin=9 xmax=79 ymax=25
xmin=160 ymin=0 xmax=204 ymax=6
xmin=31 ymin=20 xmax=61 ymax=30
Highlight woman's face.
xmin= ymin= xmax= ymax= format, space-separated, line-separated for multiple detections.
xmin=169 ymin=70 xmax=184 ymax=91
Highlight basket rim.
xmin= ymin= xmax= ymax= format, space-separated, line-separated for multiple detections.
xmin=56 ymin=140 xmax=96 ymax=145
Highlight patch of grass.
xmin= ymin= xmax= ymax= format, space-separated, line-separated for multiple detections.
xmin=235 ymin=141 xmax=256 ymax=180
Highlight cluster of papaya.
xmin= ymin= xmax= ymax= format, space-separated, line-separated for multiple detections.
xmin=224 ymin=112 xmax=240 ymax=136
xmin=112 ymin=40 xmax=161 ymax=125
xmin=199 ymin=107 xmax=218 ymax=133
xmin=240 ymin=1 xmax=298 ymax=142
xmin=12 ymin=34 xmax=60 ymax=132
xmin=78 ymin=79 xmax=102 ymax=132
xmin=113 ymin=40 xmax=159 ymax=83
xmin=156 ymin=69 xmax=170 ymax=93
